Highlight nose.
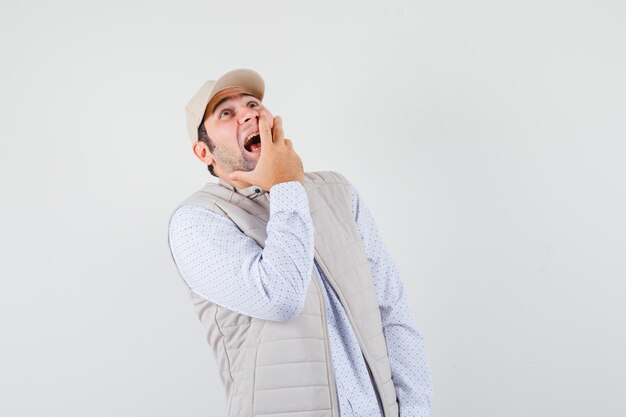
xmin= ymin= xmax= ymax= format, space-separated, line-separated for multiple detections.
xmin=238 ymin=107 xmax=259 ymax=125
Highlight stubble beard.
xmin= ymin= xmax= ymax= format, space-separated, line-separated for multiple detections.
xmin=213 ymin=146 xmax=258 ymax=174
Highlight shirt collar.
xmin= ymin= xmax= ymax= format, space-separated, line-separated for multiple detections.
xmin=217 ymin=177 xmax=266 ymax=199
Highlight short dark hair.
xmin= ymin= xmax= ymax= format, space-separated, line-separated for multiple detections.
xmin=198 ymin=123 xmax=217 ymax=177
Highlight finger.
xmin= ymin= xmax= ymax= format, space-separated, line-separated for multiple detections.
xmin=258 ymin=114 xmax=273 ymax=147
xmin=272 ymin=115 xmax=285 ymax=145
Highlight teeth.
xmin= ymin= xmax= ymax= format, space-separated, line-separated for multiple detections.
xmin=244 ymin=131 xmax=260 ymax=147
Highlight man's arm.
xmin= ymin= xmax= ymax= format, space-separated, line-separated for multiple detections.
xmin=351 ymin=184 xmax=433 ymax=417
xmin=169 ymin=181 xmax=314 ymax=321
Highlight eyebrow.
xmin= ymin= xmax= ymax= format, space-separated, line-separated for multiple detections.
xmin=210 ymin=93 xmax=258 ymax=115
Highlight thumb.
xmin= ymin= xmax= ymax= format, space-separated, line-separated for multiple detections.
xmin=228 ymin=170 xmax=251 ymax=182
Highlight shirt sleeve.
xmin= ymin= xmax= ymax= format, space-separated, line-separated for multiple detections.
xmin=350 ymin=183 xmax=434 ymax=417
xmin=168 ymin=181 xmax=315 ymax=321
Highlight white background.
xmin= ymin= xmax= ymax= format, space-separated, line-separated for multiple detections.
xmin=1 ymin=1 xmax=625 ymax=416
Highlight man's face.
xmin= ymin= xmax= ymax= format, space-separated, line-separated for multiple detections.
xmin=201 ymin=87 xmax=273 ymax=177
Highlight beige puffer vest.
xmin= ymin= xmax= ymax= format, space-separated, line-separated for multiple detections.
xmin=171 ymin=171 xmax=399 ymax=417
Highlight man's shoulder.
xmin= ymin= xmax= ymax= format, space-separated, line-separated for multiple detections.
xmin=304 ymin=171 xmax=350 ymax=186
xmin=303 ymin=171 xmax=355 ymax=211
xmin=169 ymin=182 xmax=234 ymax=221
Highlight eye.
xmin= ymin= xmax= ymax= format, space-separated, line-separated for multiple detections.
xmin=219 ymin=109 xmax=231 ymax=118
xmin=248 ymin=101 xmax=260 ymax=108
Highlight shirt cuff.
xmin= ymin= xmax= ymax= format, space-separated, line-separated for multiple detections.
xmin=401 ymin=406 xmax=432 ymax=417
xmin=269 ymin=181 xmax=309 ymax=217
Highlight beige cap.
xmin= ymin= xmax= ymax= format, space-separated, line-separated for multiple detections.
xmin=185 ymin=68 xmax=265 ymax=143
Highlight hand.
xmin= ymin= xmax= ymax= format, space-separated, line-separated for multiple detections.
xmin=229 ymin=115 xmax=304 ymax=191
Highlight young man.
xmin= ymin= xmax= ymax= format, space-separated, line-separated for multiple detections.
xmin=168 ymin=68 xmax=433 ymax=417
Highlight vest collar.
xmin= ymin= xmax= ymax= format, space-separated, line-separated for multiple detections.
xmin=217 ymin=176 xmax=313 ymax=199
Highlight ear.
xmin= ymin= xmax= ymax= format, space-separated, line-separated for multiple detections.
xmin=192 ymin=141 xmax=215 ymax=165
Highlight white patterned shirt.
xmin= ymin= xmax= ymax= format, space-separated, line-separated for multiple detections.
xmin=169 ymin=180 xmax=432 ymax=417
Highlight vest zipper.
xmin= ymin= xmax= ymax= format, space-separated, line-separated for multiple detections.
xmin=311 ymin=260 xmax=341 ymax=417
xmin=312 ymin=254 xmax=389 ymax=416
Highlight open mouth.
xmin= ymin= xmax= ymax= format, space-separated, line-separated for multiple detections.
xmin=244 ymin=131 xmax=261 ymax=152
